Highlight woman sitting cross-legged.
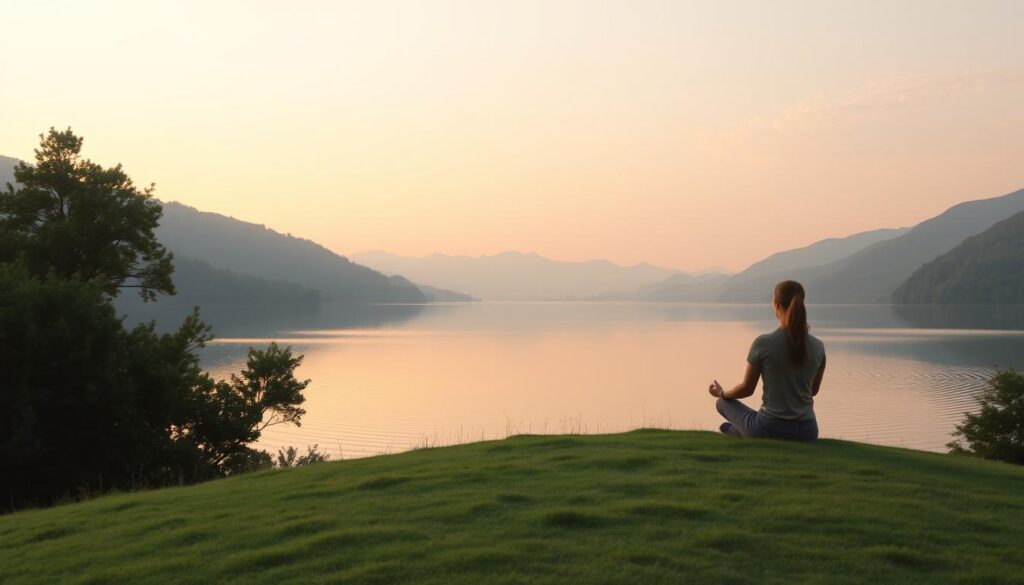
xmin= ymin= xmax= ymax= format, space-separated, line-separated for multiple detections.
xmin=709 ymin=280 xmax=825 ymax=441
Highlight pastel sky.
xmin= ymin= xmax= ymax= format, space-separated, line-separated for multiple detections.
xmin=2 ymin=0 xmax=1022 ymax=272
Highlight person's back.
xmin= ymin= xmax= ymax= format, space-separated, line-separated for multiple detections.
xmin=707 ymin=280 xmax=826 ymax=441
xmin=749 ymin=328 xmax=825 ymax=421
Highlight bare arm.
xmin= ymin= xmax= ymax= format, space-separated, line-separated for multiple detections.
xmin=709 ymin=362 xmax=760 ymax=399
xmin=812 ymin=355 xmax=826 ymax=397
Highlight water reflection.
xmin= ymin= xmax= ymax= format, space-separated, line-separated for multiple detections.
xmin=201 ymin=303 xmax=1024 ymax=457
xmin=120 ymin=299 xmax=427 ymax=337
xmin=893 ymin=303 xmax=1024 ymax=331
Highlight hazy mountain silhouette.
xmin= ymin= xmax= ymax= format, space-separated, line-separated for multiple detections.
xmin=720 ymin=188 xmax=1024 ymax=303
xmin=1 ymin=154 xmax=428 ymax=303
xmin=629 ymin=272 xmax=732 ymax=301
xmin=350 ymin=250 xmax=677 ymax=300
xmin=622 ymin=228 xmax=906 ymax=302
xmin=893 ymin=209 xmax=1024 ymax=304
xmin=729 ymin=227 xmax=910 ymax=285
xmin=1 ymin=155 xmax=429 ymax=335
xmin=0 ymin=155 xmax=21 ymax=188
xmin=158 ymin=202 xmax=426 ymax=303
xmin=414 ymin=283 xmax=478 ymax=302
xmin=158 ymin=254 xmax=321 ymax=305
xmin=8 ymin=153 xmax=1024 ymax=306
xmin=114 ymin=254 xmax=323 ymax=331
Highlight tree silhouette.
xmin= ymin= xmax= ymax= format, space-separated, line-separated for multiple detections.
xmin=0 ymin=128 xmax=174 ymax=300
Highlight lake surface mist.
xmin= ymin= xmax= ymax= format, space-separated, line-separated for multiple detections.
xmin=200 ymin=302 xmax=1024 ymax=457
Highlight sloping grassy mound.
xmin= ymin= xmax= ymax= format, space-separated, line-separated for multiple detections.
xmin=1 ymin=431 xmax=1022 ymax=584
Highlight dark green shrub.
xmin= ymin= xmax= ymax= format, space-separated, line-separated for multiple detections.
xmin=276 ymin=445 xmax=331 ymax=468
xmin=948 ymin=369 xmax=1024 ymax=465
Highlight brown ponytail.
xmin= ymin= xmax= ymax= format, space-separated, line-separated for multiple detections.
xmin=774 ymin=280 xmax=808 ymax=367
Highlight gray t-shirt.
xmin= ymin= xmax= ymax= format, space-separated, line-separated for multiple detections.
xmin=747 ymin=328 xmax=825 ymax=421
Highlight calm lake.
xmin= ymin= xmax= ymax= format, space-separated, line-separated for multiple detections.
xmin=198 ymin=302 xmax=1024 ymax=458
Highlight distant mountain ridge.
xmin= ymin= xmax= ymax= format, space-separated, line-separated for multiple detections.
xmin=158 ymin=202 xmax=426 ymax=303
xmin=414 ymin=283 xmax=478 ymax=302
xmin=719 ymin=188 xmax=1024 ymax=303
xmin=728 ymin=227 xmax=910 ymax=285
xmin=629 ymin=272 xmax=731 ymax=302
xmin=114 ymin=254 xmax=322 ymax=325
xmin=5 ymin=154 xmax=1024 ymax=306
xmin=350 ymin=250 xmax=679 ymax=301
xmin=799 ymin=187 xmax=1024 ymax=303
xmin=893 ymin=209 xmax=1024 ymax=304
xmin=655 ymin=226 xmax=905 ymax=305
xmin=0 ymin=155 xmax=430 ymax=304
xmin=644 ymin=227 xmax=909 ymax=302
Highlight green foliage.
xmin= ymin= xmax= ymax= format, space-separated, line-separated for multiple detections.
xmin=1 ymin=431 xmax=1022 ymax=584
xmin=223 ymin=449 xmax=275 ymax=475
xmin=0 ymin=128 xmax=174 ymax=301
xmin=0 ymin=129 xmax=311 ymax=510
xmin=188 ymin=343 xmax=309 ymax=469
xmin=0 ymin=263 xmax=142 ymax=505
xmin=232 ymin=344 xmax=309 ymax=435
xmin=948 ymin=370 xmax=1024 ymax=464
xmin=0 ymin=264 xmax=311 ymax=508
xmin=276 ymin=445 xmax=330 ymax=468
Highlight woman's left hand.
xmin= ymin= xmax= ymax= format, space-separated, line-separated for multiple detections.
xmin=708 ymin=380 xmax=724 ymax=398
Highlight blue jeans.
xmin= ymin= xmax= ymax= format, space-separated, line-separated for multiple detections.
xmin=716 ymin=398 xmax=818 ymax=441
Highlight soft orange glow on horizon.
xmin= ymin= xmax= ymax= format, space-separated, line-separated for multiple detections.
xmin=2 ymin=1 xmax=1022 ymax=272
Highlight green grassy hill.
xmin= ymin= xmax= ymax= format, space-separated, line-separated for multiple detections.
xmin=1 ymin=431 xmax=1022 ymax=584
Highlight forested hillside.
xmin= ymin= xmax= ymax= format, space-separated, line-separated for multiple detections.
xmin=893 ymin=210 xmax=1024 ymax=304
xmin=720 ymin=188 xmax=1024 ymax=303
xmin=157 ymin=202 xmax=426 ymax=303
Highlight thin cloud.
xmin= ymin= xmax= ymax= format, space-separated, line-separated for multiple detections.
xmin=703 ymin=69 xmax=1024 ymax=153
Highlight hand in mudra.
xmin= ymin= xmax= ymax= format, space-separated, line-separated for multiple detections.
xmin=708 ymin=380 xmax=724 ymax=398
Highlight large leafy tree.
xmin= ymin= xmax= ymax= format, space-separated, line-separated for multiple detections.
xmin=0 ymin=128 xmax=174 ymax=300
xmin=0 ymin=265 xmax=312 ymax=509
xmin=0 ymin=129 xmax=311 ymax=510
